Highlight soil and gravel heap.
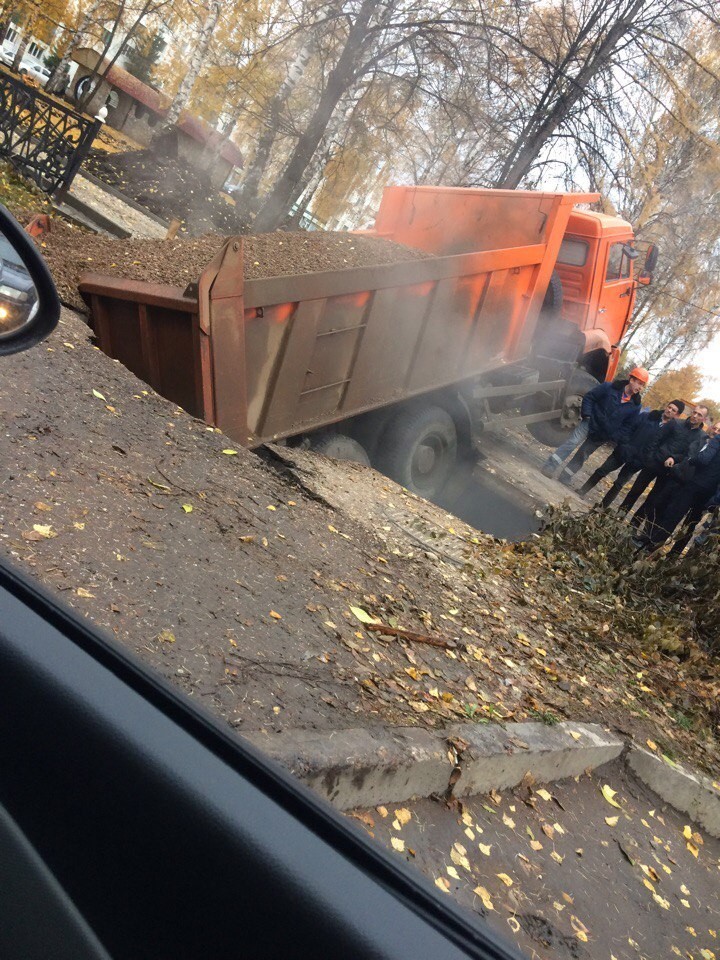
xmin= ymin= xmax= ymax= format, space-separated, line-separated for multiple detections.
xmin=36 ymin=219 xmax=431 ymax=312
xmin=84 ymin=147 xmax=237 ymax=235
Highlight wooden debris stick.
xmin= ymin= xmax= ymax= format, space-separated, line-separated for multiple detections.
xmin=365 ymin=623 xmax=456 ymax=649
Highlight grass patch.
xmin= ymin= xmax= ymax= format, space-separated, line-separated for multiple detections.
xmin=0 ymin=160 xmax=51 ymax=219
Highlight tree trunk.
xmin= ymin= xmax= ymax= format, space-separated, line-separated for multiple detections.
xmin=233 ymin=37 xmax=315 ymax=217
xmin=251 ymin=0 xmax=376 ymax=233
xmin=76 ymin=0 xmax=127 ymax=112
xmin=155 ymin=0 xmax=221 ymax=137
xmin=46 ymin=0 xmax=104 ymax=94
xmin=495 ymin=0 xmax=648 ymax=189
xmin=11 ymin=9 xmax=36 ymax=72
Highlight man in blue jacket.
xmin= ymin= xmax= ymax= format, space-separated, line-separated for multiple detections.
xmin=634 ymin=422 xmax=720 ymax=551
xmin=576 ymin=399 xmax=684 ymax=504
xmin=540 ymin=368 xmax=649 ymax=486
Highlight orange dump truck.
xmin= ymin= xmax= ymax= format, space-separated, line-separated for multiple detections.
xmin=79 ymin=186 xmax=656 ymax=499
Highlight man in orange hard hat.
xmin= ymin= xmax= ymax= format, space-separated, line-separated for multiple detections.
xmin=541 ymin=367 xmax=649 ymax=486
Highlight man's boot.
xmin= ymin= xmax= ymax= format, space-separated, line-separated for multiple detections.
xmin=540 ymin=457 xmax=560 ymax=478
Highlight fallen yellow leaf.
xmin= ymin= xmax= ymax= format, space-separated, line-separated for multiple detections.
xmin=450 ymin=846 xmax=470 ymax=871
xmin=32 ymin=524 xmax=56 ymax=538
xmin=687 ymin=841 xmax=699 ymax=858
xmin=350 ymin=606 xmax=381 ymax=625
xmin=222 ymin=449 xmax=238 ymax=455
xmin=605 ymin=816 xmax=619 ymax=827
xmin=92 ymin=389 xmax=106 ymax=400
xmin=601 ymin=784 xmax=622 ymax=808
xmin=269 ymin=611 xmax=282 ymax=620
xmin=182 ymin=504 xmax=193 ymax=513
xmin=478 ymin=843 xmax=492 ymax=856
xmin=395 ymin=808 xmax=412 ymax=826
xmin=568 ymin=730 xmax=582 ymax=740
xmin=536 ymin=788 xmax=553 ymax=801
xmin=683 ymin=825 xmax=693 ymax=840
xmin=75 ymin=587 xmax=95 ymax=598
xmin=646 ymin=739 xmax=658 ymax=751
xmin=502 ymin=813 xmax=516 ymax=829
xmin=496 ymin=873 xmax=513 ymax=887
xmin=446 ymin=866 xmax=460 ymax=879
xmin=435 ymin=877 xmax=450 ymax=893
xmin=157 ymin=629 xmax=176 ymax=643
xmin=390 ymin=837 xmax=405 ymax=852
xmin=473 ymin=886 xmax=494 ymax=910
xmin=551 ymin=851 xmax=564 ymax=864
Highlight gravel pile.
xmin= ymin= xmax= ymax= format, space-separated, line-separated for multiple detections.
xmin=36 ymin=220 xmax=431 ymax=312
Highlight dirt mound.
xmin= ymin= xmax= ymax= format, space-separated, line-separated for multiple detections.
xmin=37 ymin=219 xmax=431 ymax=312
xmin=84 ymin=147 xmax=237 ymax=235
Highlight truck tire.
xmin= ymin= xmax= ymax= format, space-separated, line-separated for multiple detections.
xmin=312 ymin=433 xmax=370 ymax=466
xmin=541 ymin=271 xmax=563 ymax=319
xmin=376 ymin=405 xmax=457 ymax=499
xmin=523 ymin=369 xmax=599 ymax=447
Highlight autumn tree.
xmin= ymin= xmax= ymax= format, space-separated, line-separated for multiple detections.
xmin=641 ymin=364 xmax=704 ymax=410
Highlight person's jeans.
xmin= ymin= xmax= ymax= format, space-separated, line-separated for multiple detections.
xmin=563 ymin=437 xmax=606 ymax=477
xmin=543 ymin=420 xmax=589 ymax=470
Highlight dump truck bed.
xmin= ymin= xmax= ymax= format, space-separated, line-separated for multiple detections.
xmin=79 ymin=187 xmax=597 ymax=447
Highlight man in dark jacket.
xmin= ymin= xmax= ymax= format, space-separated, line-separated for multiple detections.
xmin=627 ymin=404 xmax=708 ymax=526
xmin=635 ymin=422 xmax=720 ymax=550
xmin=576 ymin=399 xmax=684 ymax=504
xmin=540 ymin=369 xmax=648 ymax=486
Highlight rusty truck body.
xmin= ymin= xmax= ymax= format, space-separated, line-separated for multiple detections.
xmin=79 ymin=186 xmax=655 ymax=499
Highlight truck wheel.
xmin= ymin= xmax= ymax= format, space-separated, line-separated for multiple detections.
xmin=376 ymin=406 xmax=457 ymax=499
xmin=312 ymin=433 xmax=370 ymax=466
xmin=523 ymin=369 xmax=599 ymax=447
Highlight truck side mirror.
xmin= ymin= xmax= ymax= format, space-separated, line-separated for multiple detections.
xmin=0 ymin=204 xmax=59 ymax=356
xmin=638 ymin=243 xmax=659 ymax=284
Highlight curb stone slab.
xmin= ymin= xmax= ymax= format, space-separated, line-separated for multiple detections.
xmin=244 ymin=726 xmax=452 ymax=810
xmin=627 ymin=746 xmax=720 ymax=838
xmin=447 ymin=721 xmax=624 ymax=798
xmin=244 ymin=721 xmax=624 ymax=811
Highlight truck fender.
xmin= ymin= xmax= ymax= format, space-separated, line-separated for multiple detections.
xmin=581 ymin=327 xmax=612 ymax=356
xmin=580 ymin=329 xmax=612 ymax=381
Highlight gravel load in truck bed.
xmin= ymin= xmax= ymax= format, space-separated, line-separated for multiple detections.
xmin=36 ymin=220 xmax=431 ymax=312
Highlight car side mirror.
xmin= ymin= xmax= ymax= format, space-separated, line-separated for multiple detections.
xmin=0 ymin=204 xmax=59 ymax=356
xmin=638 ymin=243 xmax=659 ymax=285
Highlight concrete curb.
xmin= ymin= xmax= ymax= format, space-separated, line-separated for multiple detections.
xmin=246 ymin=723 xmax=720 ymax=836
xmin=244 ymin=721 xmax=624 ymax=811
xmin=627 ymin=746 xmax=720 ymax=838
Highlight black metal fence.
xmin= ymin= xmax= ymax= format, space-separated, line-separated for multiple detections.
xmin=0 ymin=67 xmax=100 ymax=196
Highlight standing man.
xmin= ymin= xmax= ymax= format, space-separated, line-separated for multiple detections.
xmin=634 ymin=421 xmax=720 ymax=551
xmin=540 ymin=368 xmax=649 ymax=486
xmin=577 ymin=399 xmax=684 ymax=505
xmin=626 ymin=404 xmax=708 ymax=525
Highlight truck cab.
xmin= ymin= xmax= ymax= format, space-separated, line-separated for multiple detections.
xmin=555 ymin=211 xmax=639 ymax=383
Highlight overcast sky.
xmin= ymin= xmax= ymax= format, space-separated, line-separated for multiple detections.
xmin=698 ymin=333 xmax=720 ymax=399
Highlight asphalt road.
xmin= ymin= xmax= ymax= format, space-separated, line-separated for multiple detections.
xmin=351 ymin=759 xmax=720 ymax=960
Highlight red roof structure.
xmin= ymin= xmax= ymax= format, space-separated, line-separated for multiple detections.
xmin=76 ymin=53 xmax=243 ymax=168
